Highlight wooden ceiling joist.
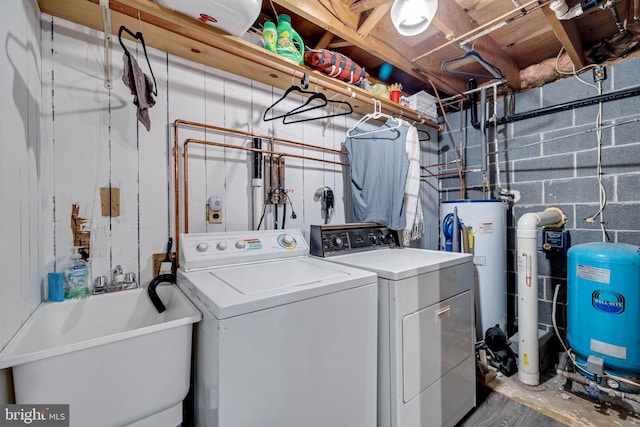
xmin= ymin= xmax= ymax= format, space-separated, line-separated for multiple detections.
xmin=350 ymin=0 xmax=393 ymax=14
xmin=356 ymin=3 xmax=392 ymax=38
xmin=542 ymin=5 xmax=587 ymax=69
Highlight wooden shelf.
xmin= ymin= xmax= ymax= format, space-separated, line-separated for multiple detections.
xmin=37 ymin=0 xmax=441 ymax=130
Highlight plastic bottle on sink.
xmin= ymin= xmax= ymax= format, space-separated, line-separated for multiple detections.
xmin=64 ymin=246 xmax=90 ymax=299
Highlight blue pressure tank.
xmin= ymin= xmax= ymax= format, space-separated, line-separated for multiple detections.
xmin=567 ymin=242 xmax=640 ymax=382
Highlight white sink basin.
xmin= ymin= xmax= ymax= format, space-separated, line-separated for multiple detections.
xmin=0 ymin=286 xmax=201 ymax=427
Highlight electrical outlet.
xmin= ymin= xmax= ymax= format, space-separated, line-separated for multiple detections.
xmin=206 ymin=204 xmax=223 ymax=224
xmin=593 ymin=66 xmax=606 ymax=82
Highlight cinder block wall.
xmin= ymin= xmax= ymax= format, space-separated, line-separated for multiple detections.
xmin=438 ymin=56 xmax=640 ymax=338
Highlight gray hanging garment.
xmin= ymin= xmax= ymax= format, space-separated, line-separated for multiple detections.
xmin=344 ymin=120 xmax=410 ymax=231
xmin=122 ymin=52 xmax=155 ymax=131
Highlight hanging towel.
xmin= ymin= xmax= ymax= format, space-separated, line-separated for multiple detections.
xmin=344 ymin=120 xmax=409 ymax=231
xmin=122 ymin=52 xmax=155 ymax=131
xmin=402 ymin=124 xmax=424 ymax=245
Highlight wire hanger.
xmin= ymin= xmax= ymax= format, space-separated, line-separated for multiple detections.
xmin=118 ymin=25 xmax=158 ymax=96
xmin=263 ymin=85 xmax=328 ymax=122
xmin=441 ymin=49 xmax=503 ymax=80
xmin=346 ymin=99 xmax=403 ymax=138
xmin=282 ymin=94 xmax=353 ymax=124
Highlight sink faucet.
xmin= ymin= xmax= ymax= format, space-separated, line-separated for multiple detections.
xmin=112 ymin=265 xmax=124 ymax=284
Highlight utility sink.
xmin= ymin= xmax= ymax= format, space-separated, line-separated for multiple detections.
xmin=0 ymin=285 xmax=201 ymax=427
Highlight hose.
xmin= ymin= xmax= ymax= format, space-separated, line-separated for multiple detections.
xmin=442 ymin=212 xmax=463 ymax=252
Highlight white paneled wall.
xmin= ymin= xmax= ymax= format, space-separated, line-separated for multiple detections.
xmin=1 ymin=0 xmax=42 ymax=400
xmin=1 ymin=1 xmax=439 ymax=402
xmin=39 ymin=15 xmax=360 ymax=291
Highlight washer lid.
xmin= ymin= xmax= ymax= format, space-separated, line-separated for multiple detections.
xmin=324 ymin=248 xmax=472 ymax=280
xmin=178 ymin=257 xmax=376 ymax=319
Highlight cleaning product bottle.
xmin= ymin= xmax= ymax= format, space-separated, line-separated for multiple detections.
xmin=64 ymin=246 xmax=90 ymax=299
xmin=262 ymin=21 xmax=277 ymax=53
xmin=275 ymin=14 xmax=304 ymax=64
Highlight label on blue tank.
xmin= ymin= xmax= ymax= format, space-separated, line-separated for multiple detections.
xmin=577 ymin=264 xmax=610 ymax=284
xmin=591 ymin=338 xmax=627 ymax=360
xmin=592 ymin=290 xmax=625 ymax=314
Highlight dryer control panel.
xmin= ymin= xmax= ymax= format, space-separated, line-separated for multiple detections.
xmin=180 ymin=229 xmax=308 ymax=271
xmin=310 ymin=223 xmax=400 ymax=257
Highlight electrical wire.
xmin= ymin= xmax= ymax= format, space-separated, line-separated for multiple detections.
xmin=554 ymin=47 xmax=599 ymax=89
xmin=257 ymin=203 xmax=267 ymax=230
xmin=584 ymin=79 xmax=611 ymax=242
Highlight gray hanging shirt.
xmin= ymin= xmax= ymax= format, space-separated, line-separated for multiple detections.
xmin=344 ymin=120 xmax=410 ymax=230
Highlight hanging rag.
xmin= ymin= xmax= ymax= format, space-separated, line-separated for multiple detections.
xmin=402 ymin=124 xmax=424 ymax=245
xmin=122 ymin=52 xmax=155 ymax=131
xmin=344 ymin=120 xmax=409 ymax=231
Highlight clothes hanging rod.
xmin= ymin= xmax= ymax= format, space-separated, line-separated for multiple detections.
xmin=91 ymin=0 xmax=441 ymax=130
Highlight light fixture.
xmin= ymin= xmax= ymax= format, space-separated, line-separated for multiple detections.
xmin=390 ymin=0 xmax=438 ymax=36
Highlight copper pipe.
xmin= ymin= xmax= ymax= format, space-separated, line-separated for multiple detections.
xmin=174 ymin=121 xmax=181 ymax=265
xmin=176 ymin=119 xmax=345 ymax=156
xmin=173 ymin=119 xmax=347 ymax=265
xmin=182 ymin=138 xmax=349 ymax=234
xmin=185 ymin=139 xmax=348 ymax=166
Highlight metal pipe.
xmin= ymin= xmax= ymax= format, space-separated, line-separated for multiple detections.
xmin=177 ymin=119 xmax=345 ymax=155
xmin=173 ymin=119 xmax=348 ymax=266
xmin=480 ymin=87 xmax=488 ymax=180
xmin=185 ymin=138 xmax=348 ymax=166
xmin=488 ymin=85 xmax=640 ymax=127
xmin=182 ymin=138 xmax=349 ymax=233
xmin=556 ymin=369 xmax=640 ymax=404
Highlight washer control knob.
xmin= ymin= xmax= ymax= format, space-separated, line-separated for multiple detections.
xmin=196 ymin=242 xmax=208 ymax=252
xmin=216 ymin=241 xmax=228 ymax=251
xmin=280 ymin=234 xmax=295 ymax=248
xmin=369 ymin=233 xmax=377 ymax=244
xmin=235 ymin=240 xmax=246 ymax=249
xmin=386 ymin=233 xmax=396 ymax=246
xmin=377 ymin=233 xmax=386 ymax=244
xmin=330 ymin=235 xmax=343 ymax=248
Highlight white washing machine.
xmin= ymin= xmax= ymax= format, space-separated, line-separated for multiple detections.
xmin=310 ymin=223 xmax=476 ymax=427
xmin=177 ymin=229 xmax=378 ymax=427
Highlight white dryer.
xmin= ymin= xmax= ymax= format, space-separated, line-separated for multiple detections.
xmin=177 ymin=229 xmax=378 ymax=427
xmin=310 ymin=223 xmax=476 ymax=427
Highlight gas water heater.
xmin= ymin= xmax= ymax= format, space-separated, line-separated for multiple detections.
xmin=440 ymin=199 xmax=508 ymax=340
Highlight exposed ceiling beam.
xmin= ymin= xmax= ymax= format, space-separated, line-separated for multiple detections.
xmin=273 ymin=0 xmax=468 ymax=94
xmin=314 ymin=31 xmax=335 ymax=49
xmin=350 ymin=0 xmax=393 ymax=14
xmin=542 ymin=5 xmax=586 ymax=69
xmin=356 ymin=3 xmax=392 ymax=38
xmin=419 ymin=0 xmax=522 ymax=88
xmin=327 ymin=40 xmax=356 ymax=48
